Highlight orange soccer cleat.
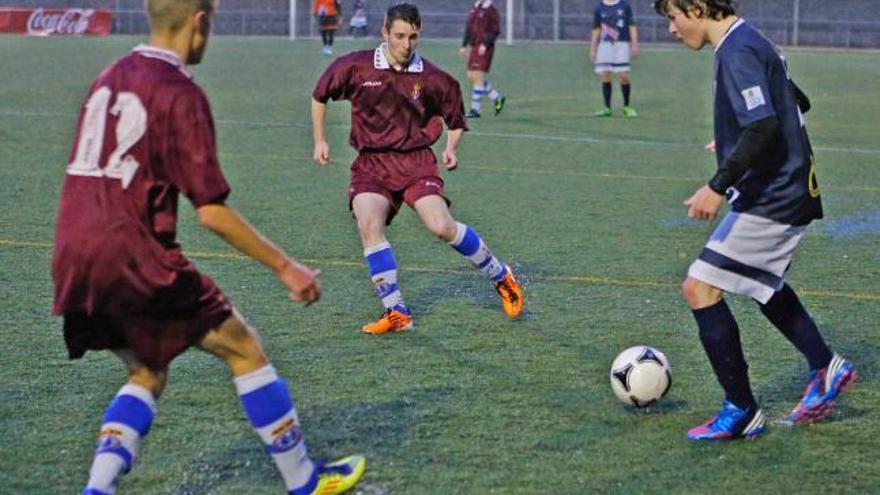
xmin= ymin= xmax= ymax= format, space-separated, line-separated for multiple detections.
xmin=495 ymin=266 xmax=524 ymax=319
xmin=361 ymin=308 xmax=413 ymax=335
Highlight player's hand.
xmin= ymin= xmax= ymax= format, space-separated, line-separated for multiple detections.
xmin=478 ymin=44 xmax=488 ymax=56
xmin=459 ymin=47 xmax=467 ymax=58
xmin=313 ymin=141 xmax=331 ymax=166
xmin=589 ymin=46 xmax=597 ymax=63
xmin=442 ymin=149 xmax=458 ymax=171
xmin=684 ymin=185 xmax=724 ymax=221
xmin=631 ymin=44 xmax=639 ymax=59
xmin=704 ymin=139 xmax=716 ymax=152
xmin=277 ymin=259 xmax=322 ymax=305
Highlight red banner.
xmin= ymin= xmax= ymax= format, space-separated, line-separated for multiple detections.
xmin=0 ymin=7 xmax=111 ymax=36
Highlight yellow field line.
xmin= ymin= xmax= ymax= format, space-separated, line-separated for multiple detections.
xmin=4 ymin=239 xmax=878 ymax=302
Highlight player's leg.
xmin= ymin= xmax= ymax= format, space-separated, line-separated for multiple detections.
xmin=82 ymin=350 xmax=164 ymax=495
xmin=593 ymin=41 xmax=613 ymax=116
xmin=758 ymin=284 xmax=858 ymax=424
xmin=412 ymin=194 xmax=523 ymax=318
xmin=614 ymin=42 xmax=636 ymax=116
xmin=682 ymin=278 xmax=764 ymax=441
xmin=619 ymin=71 xmax=637 ymax=117
xmin=597 ymin=71 xmax=613 ymax=117
xmin=320 ymin=29 xmax=332 ymax=55
xmin=353 ymin=192 xmax=413 ymax=334
xmin=466 ymin=69 xmax=486 ymax=118
xmin=482 ymin=73 xmax=506 ymax=116
xmin=199 ymin=313 xmax=365 ymax=494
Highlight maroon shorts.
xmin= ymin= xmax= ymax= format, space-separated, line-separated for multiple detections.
xmin=349 ymin=148 xmax=451 ymax=225
xmin=467 ymin=45 xmax=495 ymax=72
xmin=61 ymin=274 xmax=233 ymax=370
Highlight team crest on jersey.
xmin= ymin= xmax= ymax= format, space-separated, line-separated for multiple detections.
xmin=411 ymin=81 xmax=423 ymax=101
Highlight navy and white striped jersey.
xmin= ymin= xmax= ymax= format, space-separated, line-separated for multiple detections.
xmin=713 ymin=19 xmax=822 ymax=226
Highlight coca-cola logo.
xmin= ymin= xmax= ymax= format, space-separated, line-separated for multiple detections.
xmin=27 ymin=8 xmax=95 ymax=35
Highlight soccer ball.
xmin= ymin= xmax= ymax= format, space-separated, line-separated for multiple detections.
xmin=609 ymin=346 xmax=672 ymax=407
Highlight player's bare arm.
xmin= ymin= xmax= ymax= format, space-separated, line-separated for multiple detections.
xmin=443 ymin=128 xmax=464 ymax=171
xmin=196 ymin=203 xmax=321 ymax=304
xmin=311 ymin=98 xmax=331 ymax=165
xmin=589 ymin=28 xmax=600 ymax=62
xmin=683 ymin=185 xmax=724 ymax=220
xmin=630 ymin=25 xmax=639 ymax=58
xmin=687 ymin=116 xmax=781 ymax=220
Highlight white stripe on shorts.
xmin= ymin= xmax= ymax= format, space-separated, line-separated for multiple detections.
xmin=594 ymin=41 xmax=631 ymax=74
xmin=687 ymin=212 xmax=805 ymax=303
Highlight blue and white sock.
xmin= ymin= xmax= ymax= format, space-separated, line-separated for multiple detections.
xmin=449 ymin=222 xmax=507 ymax=282
xmin=484 ymin=78 xmax=501 ymax=102
xmin=470 ymin=85 xmax=485 ymax=112
xmin=82 ymin=384 xmax=156 ymax=495
xmin=365 ymin=242 xmax=408 ymax=314
xmin=236 ymin=365 xmax=316 ymax=494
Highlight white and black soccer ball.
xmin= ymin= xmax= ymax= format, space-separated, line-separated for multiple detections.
xmin=609 ymin=346 xmax=671 ymax=407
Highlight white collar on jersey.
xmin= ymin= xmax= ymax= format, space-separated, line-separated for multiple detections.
xmin=133 ymin=44 xmax=193 ymax=78
xmin=714 ymin=18 xmax=745 ymax=52
xmin=374 ymin=43 xmax=424 ymax=73
xmin=474 ymin=0 xmax=493 ymax=7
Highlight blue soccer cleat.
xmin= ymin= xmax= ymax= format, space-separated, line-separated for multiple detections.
xmin=686 ymin=400 xmax=765 ymax=441
xmin=789 ymin=354 xmax=858 ymax=425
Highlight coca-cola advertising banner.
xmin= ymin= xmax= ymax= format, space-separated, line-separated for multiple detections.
xmin=0 ymin=7 xmax=112 ymax=36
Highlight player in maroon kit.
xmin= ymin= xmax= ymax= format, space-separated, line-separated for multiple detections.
xmin=311 ymin=3 xmax=524 ymax=335
xmin=53 ymin=0 xmax=364 ymax=493
xmin=459 ymin=0 xmax=506 ymax=118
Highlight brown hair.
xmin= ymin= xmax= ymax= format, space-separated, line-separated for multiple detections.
xmin=653 ymin=0 xmax=736 ymax=20
xmin=146 ymin=0 xmax=216 ymax=31
xmin=384 ymin=2 xmax=421 ymax=30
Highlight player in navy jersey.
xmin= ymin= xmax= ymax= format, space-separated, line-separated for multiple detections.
xmin=460 ymin=0 xmax=506 ymax=118
xmin=53 ymin=0 xmax=364 ymax=492
xmin=311 ymin=3 xmax=524 ymax=335
xmin=653 ymin=0 xmax=857 ymax=441
xmin=589 ymin=0 xmax=638 ymax=117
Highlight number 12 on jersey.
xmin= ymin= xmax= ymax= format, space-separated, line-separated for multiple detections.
xmin=68 ymin=86 xmax=147 ymax=189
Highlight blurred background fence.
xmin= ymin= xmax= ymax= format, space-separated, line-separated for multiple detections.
xmin=3 ymin=0 xmax=879 ymax=48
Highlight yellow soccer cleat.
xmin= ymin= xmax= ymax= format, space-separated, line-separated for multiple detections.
xmin=361 ymin=308 xmax=413 ymax=335
xmin=495 ymin=266 xmax=524 ymax=319
xmin=299 ymin=455 xmax=367 ymax=495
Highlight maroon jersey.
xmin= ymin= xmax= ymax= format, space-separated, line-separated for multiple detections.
xmin=312 ymin=46 xmax=468 ymax=154
xmin=53 ymin=45 xmax=231 ymax=319
xmin=463 ymin=1 xmax=501 ymax=48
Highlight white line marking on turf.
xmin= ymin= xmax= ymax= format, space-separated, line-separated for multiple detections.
xmin=3 ymin=239 xmax=879 ymax=301
xmin=3 ymin=109 xmax=880 ymax=156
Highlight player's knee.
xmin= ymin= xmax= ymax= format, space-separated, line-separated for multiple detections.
xmin=426 ymin=216 xmax=456 ymax=241
xmin=356 ymin=216 xmax=385 ymax=243
xmin=681 ymin=278 xmax=721 ymax=309
xmin=128 ymin=367 xmax=168 ymax=398
xmin=201 ymin=316 xmax=268 ymax=372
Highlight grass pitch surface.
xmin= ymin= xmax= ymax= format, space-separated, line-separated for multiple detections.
xmin=1 ymin=36 xmax=878 ymax=494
